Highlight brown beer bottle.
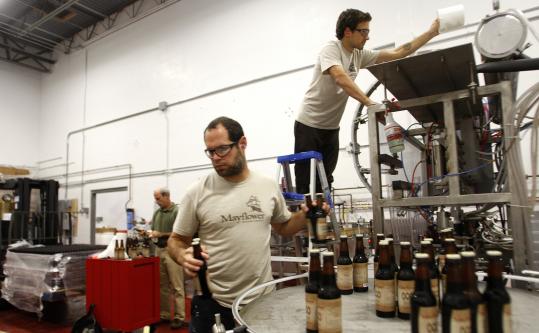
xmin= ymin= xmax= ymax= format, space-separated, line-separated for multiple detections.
xmin=317 ymin=251 xmax=342 ymax=333
xmin=375 ymin=240 xmax=395 ymax=318
xmin=439 ymin=228 xmax=454 ymax=242
xmin=441 ymin=254 xmax=471 ymax=333
xmin=397 ymin=241 xmax=415 ymax=319
xmin=119 ymin=239 xmax=125 ymax=260
xmin=305 ymin=195 xmax=319 ymax=244
xmin=336 ymin=235 xmax=353 ymax=295
xmin=421 ymin=240 xmax=440 ymax=305
xmin=441 ymin=238 xmax=457 ymax=293
xmin=114 ymin=239 xmax=119 ymax=260
xmin=461 ymin=251 xmax=486 ymax=333
xmin=192 ymin=238 xmax=212 ymax=298
xmin=386 ymin=238 xmax=399 ymax=276
xmin=353 ymin=234 xmax=368 ymax=292
xmin=305 ymin=249 xmax=321 ymax=333
xmin=483 ymin=250 xmax=511 ymax=333
xmin=315 ymin=193 xmax=328 ymax=242
xmin=411 ymin=253 xmax=439 ymax=333
xmin=373 ymin=233 xmax=385 ymax=274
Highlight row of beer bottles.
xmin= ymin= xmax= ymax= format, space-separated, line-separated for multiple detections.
xmin=375 ymin=240 xmax=414 ymax=320
xmin=305 ymin=234 xmax=369 ymax=333
xmin=336 ymin=234 xmax=369 ymax=294
xmin=375 ymin=239 xmax=511 ymax=331
xmin=114 ymin=239 xmax=126 ymax=260
xmin=373 ymin=235 xmax=461 ymax=305
xmin=411 ymin=250 xmax=511 ymax=333
xmin=306 ymin=249 xmax=341 ymax=333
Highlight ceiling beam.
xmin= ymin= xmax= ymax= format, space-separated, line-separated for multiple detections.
xmin=72 ymin=3 xmax=107 ymax=20
xmin=20 ymin=0 xmax=81 ymax=36
xmin=0 ymin=56 xmax=50 ymax=73
xmin=0 ymin=40 xmax=55 ymax=64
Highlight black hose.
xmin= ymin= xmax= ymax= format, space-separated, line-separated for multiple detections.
xmin=477 ymin=58 xmax=539 ymax=73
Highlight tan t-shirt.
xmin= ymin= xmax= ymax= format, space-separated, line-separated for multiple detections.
xmin=173 ymin=171 xmax=292 ymax=307
xmin=297 ymin=40 xmax=379 ymax=130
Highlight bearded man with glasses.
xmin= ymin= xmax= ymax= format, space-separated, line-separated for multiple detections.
xmin=167 ymin=116 xmax=328 ymax=332
xmin=294 ymin=8 xmax=440 ymax=195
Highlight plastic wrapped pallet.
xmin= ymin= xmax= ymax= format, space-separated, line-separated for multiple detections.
xmin=1 ymin=244 xmax=105 ymax=321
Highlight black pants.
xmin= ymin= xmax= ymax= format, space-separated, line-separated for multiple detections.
xmin=189 ymin=296 xmax=235 ymax=333
xmin=294 ymin=121 xmax=339 ymax=194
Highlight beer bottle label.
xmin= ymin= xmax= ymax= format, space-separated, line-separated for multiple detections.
xmin=450 ymin=309 xmax=471 ymax=333
xmin=503 ymin=304 xmax=512 ymax=333
xmin=397 ymin=280 xmax=414 ymax=314
xmin=307 ymin=221 xmax=314 ymax=239
xmin=305 ymin=292 xmax=317 ymax=331
xmin=418 ymin=306 xmax=439 ymax=333
xmin=430 ymin=279 xmax=439 ymax=304
xmin=316 ymin=217 xmax=328 ymax=240
xmin=353 ymin=262 xmax=368 ymax=288
xmin=337 ymin=264 xmax=353 ymax=291
xmin=317 ymin=298 xmax=342 ymax=333
xmin=375 ymin=279 xmax=395 ymax=312
xmin=477 ymin=303 xmax=487 ymax=333
xmin=374 ymin=262 xmax=378 ymax=275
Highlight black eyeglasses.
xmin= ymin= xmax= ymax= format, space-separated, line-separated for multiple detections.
xmin=354 ymin=28 xmax=370 ymax=37
xmin=204 ymin=142 xmax=237 ymax=158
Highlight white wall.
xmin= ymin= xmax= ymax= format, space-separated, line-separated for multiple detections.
xmin=30 ymin=0 xmax=539 ymax=243
xmin=0 ymin=61 xmax=40 ymax=167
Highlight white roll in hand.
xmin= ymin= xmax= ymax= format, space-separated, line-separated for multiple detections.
xmin=437 ymin=4 xmax=465 ymax=33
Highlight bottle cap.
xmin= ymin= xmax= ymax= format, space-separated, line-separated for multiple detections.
xmin=460 ymin=251 xmax=476 ymax=257
xmin=322 ymin=251 xmax=334 ymax=257
xmin=400 ymin=241 xmax=411 ymax=246
xmin=487 ymin=250 xmax=502 ymax=257
xmin=446 ymin=254 xmax=461 ymax=260
xmin=310 ymin=248 xmax=320 ymax=253
xmin=445 ymin=238 xmax=456 ymax=242
xmin=420 ymin=240 xmax=432 ymax=245
xmin=379 ymin=240 xmax=389 ymax=246
xmin=415 ymin=253 xmax=429 ymax=259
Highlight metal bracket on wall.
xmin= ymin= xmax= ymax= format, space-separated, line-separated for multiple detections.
xmin=158 ymin=101 xmax=168 ymax=111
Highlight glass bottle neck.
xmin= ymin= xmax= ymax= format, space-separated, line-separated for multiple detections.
xmin=415 ymin=262 xmax=431 ymax=290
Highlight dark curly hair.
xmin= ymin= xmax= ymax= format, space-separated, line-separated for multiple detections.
xmin=336 ymin=9 xmax=372 ymax=40
xmin=204 ymin=116 xmax=244 ymax=142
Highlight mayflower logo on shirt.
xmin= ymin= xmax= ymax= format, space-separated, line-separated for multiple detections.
xmin=349 ymin=62 xmax=356 ymax=73
xmin=220 ymin=195 xmax=265 ymax=223
xmin=246 ymin=196 xmax=262 ymax=212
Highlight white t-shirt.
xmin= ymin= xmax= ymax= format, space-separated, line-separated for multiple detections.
xmin=173 ymin=170 xmax=292 ymax=308
xmin=297 ymin=40 xmax=379 ymax=130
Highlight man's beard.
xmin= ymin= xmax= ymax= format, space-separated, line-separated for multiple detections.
xmin=215 ymin=154 xmax=245 ymax=177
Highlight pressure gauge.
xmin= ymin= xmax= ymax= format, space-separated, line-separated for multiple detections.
xmin=475 ymin=11 xmax=527 ymax=59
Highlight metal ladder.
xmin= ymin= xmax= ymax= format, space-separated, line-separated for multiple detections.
xmin=276 ymin=151 xmax=340 ymax=240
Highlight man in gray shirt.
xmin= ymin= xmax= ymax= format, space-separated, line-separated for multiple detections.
xmin=294 ymin=9 xmax=440 ymax=194
xmin=168 ymin=116 xmax=327 ymax=332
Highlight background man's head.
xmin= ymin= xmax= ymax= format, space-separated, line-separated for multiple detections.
xmin=204 ymin=116 xmax=247 ymax=178
xmin=154 ymin=187 xmax=171 ymax=209
xmin=336 ymin=9 xmax=372 ymax=40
